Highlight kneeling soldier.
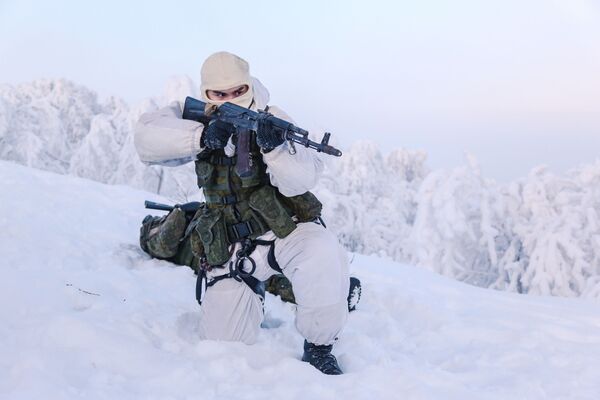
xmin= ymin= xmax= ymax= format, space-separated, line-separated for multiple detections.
xmin=135 ymin=51 xmax=356 ymax=375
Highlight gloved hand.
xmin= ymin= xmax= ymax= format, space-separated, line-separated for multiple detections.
xmin=202 ymin=120 xmax=236 ymax=149
xmin=256 ymin=116 xmax=285 ymax=152
xmin=175 ymin=201 xmax=203 ymax=222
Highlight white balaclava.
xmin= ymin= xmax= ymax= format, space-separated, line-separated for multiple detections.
xmin=199 ymin=51 xmax=270 ymax=155
xmin=200 ymin=51 xmax=253 ymax=108
xmin=199 ymin=51 xmax=270 ymax=110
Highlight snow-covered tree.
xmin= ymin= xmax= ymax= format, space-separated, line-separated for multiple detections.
xmin=505 ymin=164 xmax=600 ymax=297
xmin=0 ymin=80 xmax=100 ymax=174
xmin=317 ymin=141 xmax=426 ymax=259
xmin=408 ymin=155 xmax=507 ymax=287
xmin=0 ymin=77 xmax=200 ymax=203
xmin=3 ymin=77 xmax=600 ymax=299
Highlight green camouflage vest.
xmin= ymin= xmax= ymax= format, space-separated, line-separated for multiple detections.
xmin=193 ymin=133 xmax=322 ymax=266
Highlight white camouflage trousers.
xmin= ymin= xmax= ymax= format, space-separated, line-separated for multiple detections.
xmin=198 ymin=221 xmax=350 ymax=346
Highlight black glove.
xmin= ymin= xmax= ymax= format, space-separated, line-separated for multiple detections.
xmin=202 ymin=120 xmax=235 ymax=149
xmin=174 ymin=201 xmax=203 ymax=222
xmin=256 ymin=116 xmax=285 ymax=152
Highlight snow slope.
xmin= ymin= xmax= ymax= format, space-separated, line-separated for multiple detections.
xmin=1 ymin=160 xmax=599 ymax=400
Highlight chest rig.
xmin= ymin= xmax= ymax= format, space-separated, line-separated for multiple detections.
xmin=191 ymin=133 xmax=323 ymax=267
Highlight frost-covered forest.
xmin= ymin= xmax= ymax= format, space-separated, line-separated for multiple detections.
xmin=1 ymin=78 xmax=599 ymax=299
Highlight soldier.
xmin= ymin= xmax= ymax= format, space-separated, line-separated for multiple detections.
xmin=135 ymin=51 xmax=351 ymax=375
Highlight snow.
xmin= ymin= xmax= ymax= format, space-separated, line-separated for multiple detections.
xmin=1 ymin=160 xmax=599 ymax=399
xmin=2 ymin=78 xmax=600 ymax=299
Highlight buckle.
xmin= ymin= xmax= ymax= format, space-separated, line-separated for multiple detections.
xmin=221 ymin=194 xmax=237 ymax=205
xmin=231 ymin=221 xmax=254 ymax=240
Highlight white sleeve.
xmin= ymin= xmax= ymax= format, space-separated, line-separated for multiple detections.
xmin=134 ymin=101 xmax=205 ymax=166
xmin=261 ymin=106 xmax=324 ymax=196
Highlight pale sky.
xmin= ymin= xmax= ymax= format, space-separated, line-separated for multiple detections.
xmin=1 ymin=0 xmax=599 ymax=181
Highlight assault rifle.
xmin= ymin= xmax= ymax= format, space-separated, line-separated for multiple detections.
xmin=181 ymin=96 xmax=342 ymax=178
xmin=144 ymin=200 xmax=202 ymax=218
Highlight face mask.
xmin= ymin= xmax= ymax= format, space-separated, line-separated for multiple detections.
xmin=200 ymin=52 xmax=256 ymax=109
xmin=203 ymin=88 xmax=255 ymax=109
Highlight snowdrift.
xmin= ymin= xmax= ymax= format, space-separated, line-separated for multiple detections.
xmin=1 ymin=160 xmax=599 ymax=399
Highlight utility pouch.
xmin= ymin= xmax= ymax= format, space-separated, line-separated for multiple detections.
xmin=171 ymin=236 xmax=198 ymax=269
xmin=280 ymin=191 xmax=323 ymax=222
xmin=194 ymin=207 xmax=231 ymax=266
xmin=186 ymin=213 xmax=205 ymax=258
xmin=194 ymin=160 xmax=215 ymax=187
xmin=249 ymin=185 xmax=297 ymax=238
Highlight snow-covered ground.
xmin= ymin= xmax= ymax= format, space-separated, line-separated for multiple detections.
xmin=1 ymin=160 xmax=599 ymax=400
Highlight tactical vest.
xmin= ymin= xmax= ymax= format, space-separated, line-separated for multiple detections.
xmin=192 ymin=133 xmax=322 ymax=266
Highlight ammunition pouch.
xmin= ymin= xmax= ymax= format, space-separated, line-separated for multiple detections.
xmin=194 ymin=160 xmax=215 ymax=187
xmin=186 ymin=213 xmax=205 ymax=260
xmin=194 ymin=207 xmax=232 ymax=266
xmin=249 ymin=185 xmax=297 ymax=238
xmin=170 ymin=233 xmax=198 ymax=269
xmin=280 ymin=191 xmax=323 ymax=223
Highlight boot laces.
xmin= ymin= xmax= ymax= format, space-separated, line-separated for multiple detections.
xmin=306 ymin=343 xmax=341 ymax=374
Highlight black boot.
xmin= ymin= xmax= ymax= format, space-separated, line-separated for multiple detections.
xmin=301 ymin=340 xmax=343 ymax=375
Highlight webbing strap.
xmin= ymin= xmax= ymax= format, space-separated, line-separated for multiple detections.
xmin=195 ymin=268 xmax=265 ymax=306
xmin=195 ymin=269 xmax=239 ymax=306
xmin=195 ymin=270 xmax=207 ymax=305
xmin=254 ymin=239 xmax=282 ymax=273
xmin=204 ymin=191 xmax=253 ymax=206
xmin=195 ymin=239 xmax=283 ymax=306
